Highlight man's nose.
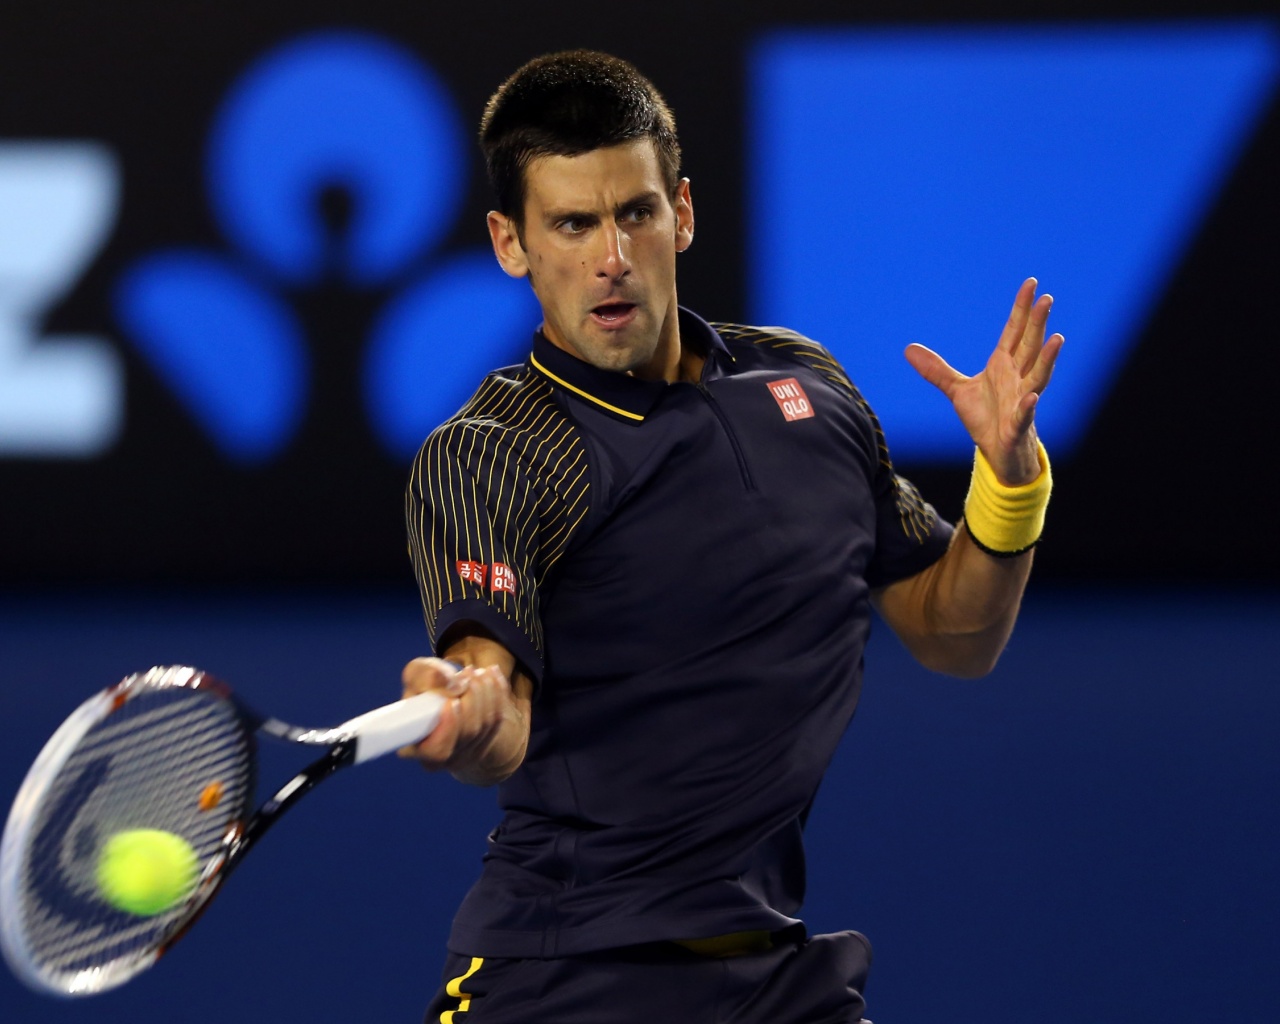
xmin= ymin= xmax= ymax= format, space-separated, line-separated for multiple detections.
xmin=595 ymin=222 xmax=630 ymax=280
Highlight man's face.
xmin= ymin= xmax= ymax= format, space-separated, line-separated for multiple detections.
xmin=488 ymin=139 xmax=694 ymax=378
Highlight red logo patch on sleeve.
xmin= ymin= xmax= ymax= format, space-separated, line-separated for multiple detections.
xmin=456 ymin=560 xmax=488 ymax=586
xmin=491 ymin=563 xmax=517 ymax=595
xmin=767 ymin=378 xmax=815 ymax=421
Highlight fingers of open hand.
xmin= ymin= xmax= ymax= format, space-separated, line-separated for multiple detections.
xmin=998 ymin=279 xmax=1064 ymax=396
xmin=1024 ymin=331 xmax=1065 ymax=397
xmin=1011 ymin=292 xmax=1054 ymax=376
xmin=905 ymin=342 xmax=966 ymax=396
xmin=1010 ymin=388 xmax=1040 ymax=437
xmin=997 ymin=278 xmax=1038 ymax=356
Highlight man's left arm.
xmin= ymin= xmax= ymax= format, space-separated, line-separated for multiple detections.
xmin=872 ymin=277 xmax=1063 ymax=678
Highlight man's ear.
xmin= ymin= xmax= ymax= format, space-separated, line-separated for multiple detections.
xmin=488 ymin=211 xmax=530 ymax=278
xmin=673 ymin=178 xmax=694 ymax=254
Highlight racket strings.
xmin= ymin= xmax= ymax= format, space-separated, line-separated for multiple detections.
xmin=12 ymin=684 xmax=254 ymax=989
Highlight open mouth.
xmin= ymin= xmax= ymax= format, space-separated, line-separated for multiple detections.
xmin=591 ymin=302 xmax=637 ymax=324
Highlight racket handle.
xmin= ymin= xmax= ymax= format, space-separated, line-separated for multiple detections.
xmin=347 ymin=691 xmax=447 ymax=763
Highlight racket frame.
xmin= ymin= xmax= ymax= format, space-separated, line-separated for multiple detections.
xmin=0 ymin=666 xmax=445 ymax=997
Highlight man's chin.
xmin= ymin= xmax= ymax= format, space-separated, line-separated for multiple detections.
xmin=592 ymin=347 xmax=650 ymax=375
xmin=577 ymin=338 xmax=655 ymax=375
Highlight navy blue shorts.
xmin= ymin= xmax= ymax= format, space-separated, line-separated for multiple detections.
xmin=424 ymin=930 xmax=873 ymax=1023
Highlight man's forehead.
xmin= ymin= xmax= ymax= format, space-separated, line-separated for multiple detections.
xmin=524 ymin=139 xmax=665 ymax=209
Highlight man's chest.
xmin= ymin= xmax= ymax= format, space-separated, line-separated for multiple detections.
xmin=541 ymin=367 xmax=880 ymax=672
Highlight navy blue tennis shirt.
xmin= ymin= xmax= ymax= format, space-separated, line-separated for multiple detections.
xmin=407 ymin=308 xmax=953 ymax=958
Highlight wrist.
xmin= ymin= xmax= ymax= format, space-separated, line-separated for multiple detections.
xmin=962 ymin=440 xmax=1052 ymax=557
xmin=985 ymin=435 xmax=1043 ymax=487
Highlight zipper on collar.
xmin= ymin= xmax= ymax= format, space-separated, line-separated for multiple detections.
xmin=696 ymin=381 xmax=755 ymax=491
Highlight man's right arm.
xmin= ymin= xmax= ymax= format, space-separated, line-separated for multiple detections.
xmin=399 ymin=632 xmax=533 ymax=786
xmin=401 ymin=376 xmax=587 ymax=786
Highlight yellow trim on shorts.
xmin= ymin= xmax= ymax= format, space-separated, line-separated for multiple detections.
xmin=674 ymin=929 xmax=774 ymax=957
xmin=440 ymin=956 xmax=484 ymax=1023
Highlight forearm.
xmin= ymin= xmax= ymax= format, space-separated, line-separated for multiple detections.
xmin=879 ymin=522 xmax=1033 ymax=678
xmin=874 ymin=442 xmax=1050 ymax=677
xmin=883 ymin=278 xmax=1060 ymax=676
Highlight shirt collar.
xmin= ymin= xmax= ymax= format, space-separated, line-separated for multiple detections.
xmin=528 ymin=307 xmax=733 ymax=423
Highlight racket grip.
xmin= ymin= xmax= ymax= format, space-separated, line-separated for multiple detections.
xmin=348 ymin=691 xmax=447 ymax=763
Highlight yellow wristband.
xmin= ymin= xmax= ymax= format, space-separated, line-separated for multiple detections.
xmin=962 ymin=441 xmax=1052 ymax=557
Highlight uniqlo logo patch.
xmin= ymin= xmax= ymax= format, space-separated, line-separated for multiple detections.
xmin=491 ymin=562 xmax=517 ymax=596
xmin=767 ymin=378 xmax=815 ymax=421
xmin=456 ymin=560 xmax=488 ymax=586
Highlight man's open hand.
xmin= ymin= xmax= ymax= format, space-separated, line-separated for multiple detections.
xmin=904 ymin=277 xmax=1063 ymax=485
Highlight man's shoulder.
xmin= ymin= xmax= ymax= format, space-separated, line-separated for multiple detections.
xmin=710 ymin=320 xmax=817 ymax=349
xmin=430 ymin=362 xmax=557 ymax=437
xmin=418 ymin=361 xmax=585 ymax=473
xmin=709 ymin=321 xmax=855 ymax=396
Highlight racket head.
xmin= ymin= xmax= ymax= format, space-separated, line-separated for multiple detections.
xmin=0 ymin=666 xmax=256 ymax=996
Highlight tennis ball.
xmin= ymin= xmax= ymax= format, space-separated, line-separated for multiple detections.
xmin=96 ymin=828 xmax=199 ymax=916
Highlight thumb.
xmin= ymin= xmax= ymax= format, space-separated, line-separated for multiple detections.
xmin=904 ymin=343 xmax=966 ymax=397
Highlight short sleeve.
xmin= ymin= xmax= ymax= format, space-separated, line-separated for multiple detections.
xmin=860 ymin=399 xmax=954 ymax=588
xmin=404 ymin=371 xmax=591 ymax=684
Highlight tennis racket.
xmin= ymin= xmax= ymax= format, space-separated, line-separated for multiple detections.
xmin=0 ymin=664 xmax=446 ymax=997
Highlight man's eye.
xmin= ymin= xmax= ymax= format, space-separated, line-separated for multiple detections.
xmin=559 ymin=217 xmax=588 ymax=234
xmin=625 ymin=207 xmax=652 ymax=223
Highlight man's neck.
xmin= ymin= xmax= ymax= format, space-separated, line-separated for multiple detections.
xmin=631 ymin=303 xmax=704 ymax=384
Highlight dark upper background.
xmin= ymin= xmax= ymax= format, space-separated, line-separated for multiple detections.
xmin=1 ymin=0 xmax=1276 ymax=587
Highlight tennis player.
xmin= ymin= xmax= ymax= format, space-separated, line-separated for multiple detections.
xmin=400 ymin=50 xmax=1060 ymax=1023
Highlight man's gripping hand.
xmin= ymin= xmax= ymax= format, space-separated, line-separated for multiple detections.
xmin=398 ymin=637 xmax=532 ymax=786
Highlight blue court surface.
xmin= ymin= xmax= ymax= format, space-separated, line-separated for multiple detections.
xmin=1 ymin=585 xmax=1277 ymax=1023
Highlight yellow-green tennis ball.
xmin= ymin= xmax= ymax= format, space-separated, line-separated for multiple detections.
xmin=95 ymin=829 xmax=198 ymax=916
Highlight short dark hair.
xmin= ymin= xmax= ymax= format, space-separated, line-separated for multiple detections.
xmin=479 ymin=50 xmax=682 ymax=227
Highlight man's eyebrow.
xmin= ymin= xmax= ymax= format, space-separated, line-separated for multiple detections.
xmin=616 ymin=191 xmax=660 ymax=214
xmin=542 ymin=191 xmax=662 ymax=224
xmin=542 ymin=205 xmax=598 ymax=224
